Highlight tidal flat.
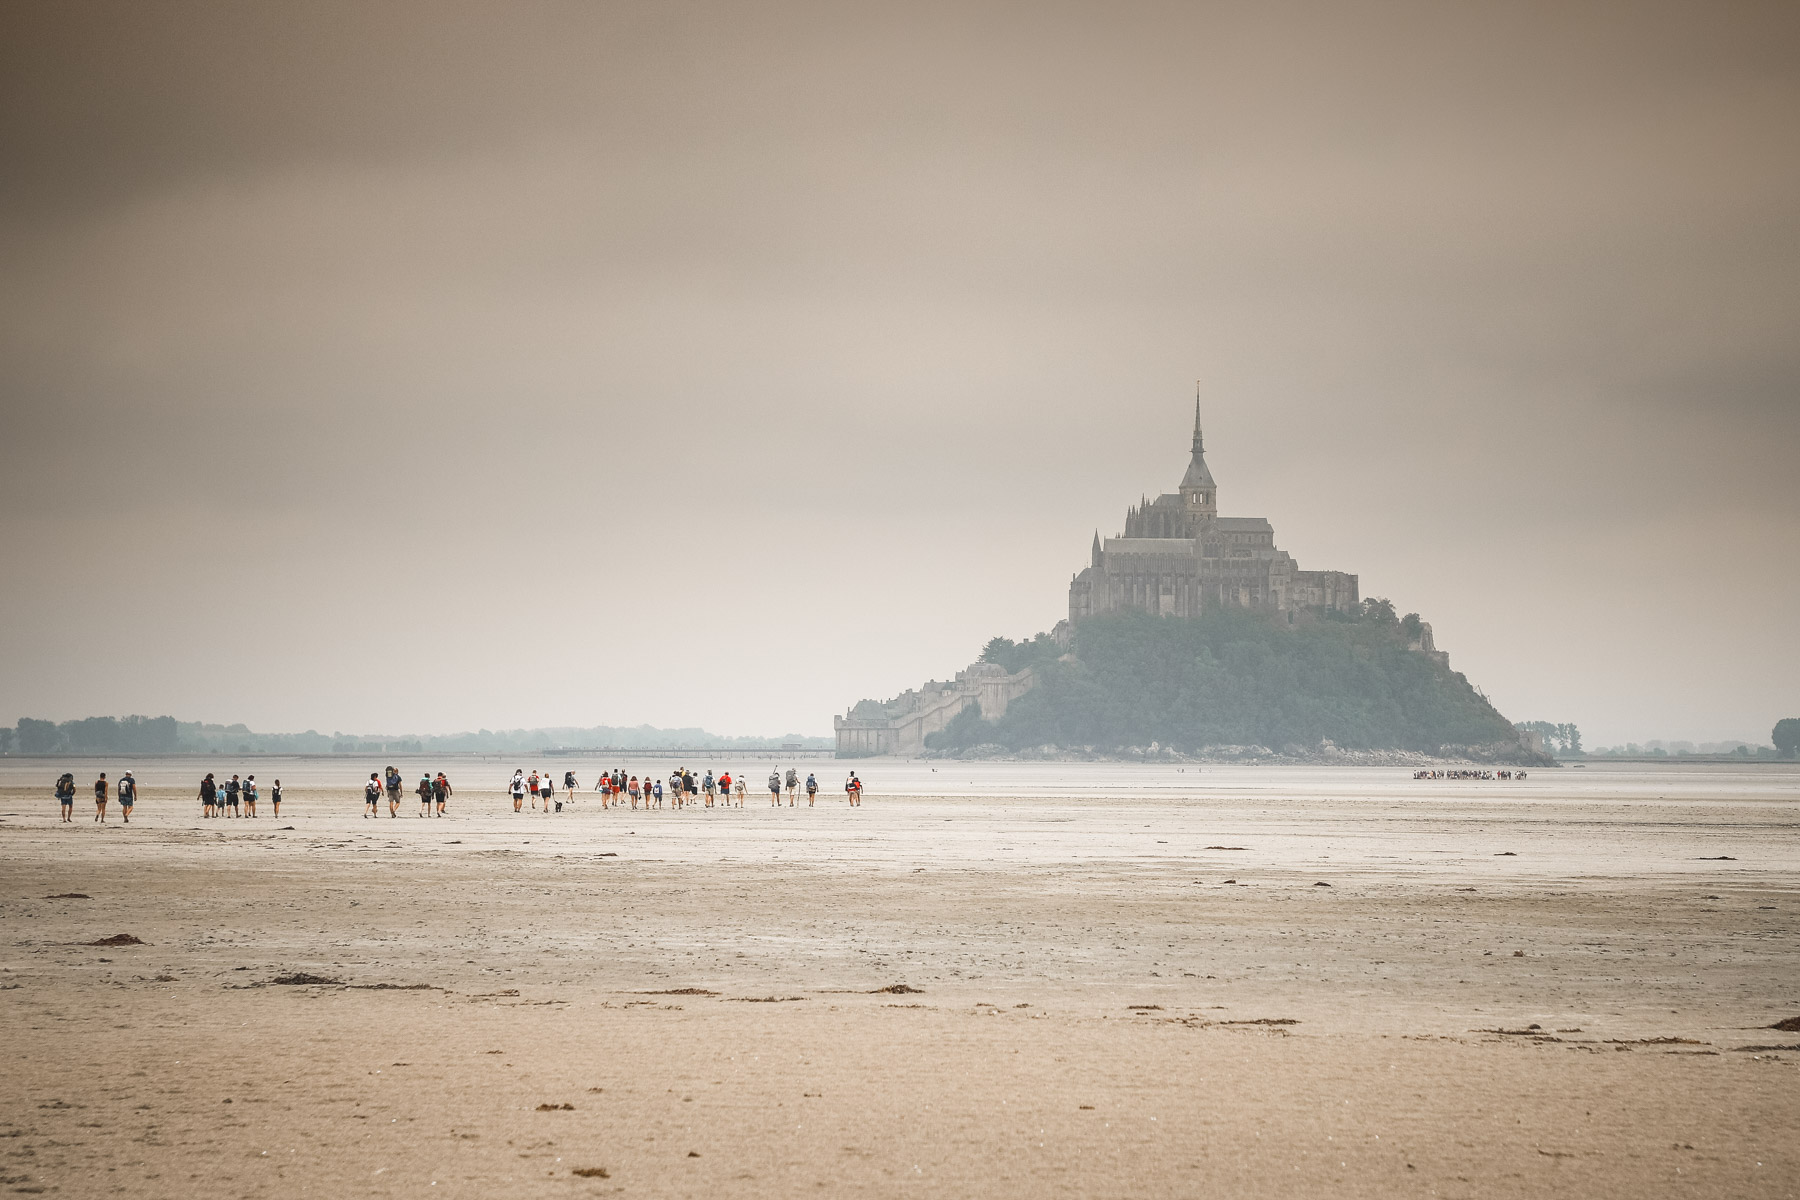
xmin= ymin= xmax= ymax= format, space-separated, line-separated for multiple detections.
xmin=1 ymin=760 xmax=1795 ymax=1198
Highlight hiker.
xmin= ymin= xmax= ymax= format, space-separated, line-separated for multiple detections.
xmin=243 ymin=774 xmax=258 ymax=817
xmin=198 ymin=772 xmax=217 ymax=819
xmin=433 ymin=772 xmax=450 ymax=816
xmin=417 ymin=773 xmax=433 ymax=817
xmin=271 ymin=778 xmax=283 ymax=817
xmin=785 ymin=767 xmax=799 ymax=804
xmin=118 ymin=771 xmax=137 ymax=823
xmin=93 ymin=772 xmax=109 ymax=822
xmin=384 ymin=766 xmax=403 ymax=813
xmin=509 ymin=770 xmax=526 ymax=812
xmin=805 ymin=772 xmax=818 ymax=806
xmin=845 ymin=772 xmax=863 ymax=806
xmin=769 ymin=770 xmax=782 ymax=806
xmin=364 ymin=773 xmax=383 ymax=818
xmin=225 ymin=773 xmax=241 ymax=817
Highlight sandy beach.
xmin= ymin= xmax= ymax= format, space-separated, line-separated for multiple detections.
xmin=1 ymin=760 xmax=1795 ymax=1198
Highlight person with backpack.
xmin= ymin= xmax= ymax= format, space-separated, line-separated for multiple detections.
xmin=364 ymin=773 xmax=383 ymax=818
xmin=845 ymin=771 xmax=864 ymax=806
xmin=733 ymin=775 xmax=746 ymax=805
xmin=55 ymin=772 xmax=76 ymax=822
xmin=242 ymin=774 xmax=258 ymax=817
xmin=198 ymin=772 xmax=217 ymax=818
xmin=509 ymin=769 xmax=526 ymax=812
xmin=118 ymin=771 xmax=137 ymax=823
xmin=433 ymin=772 xmax=450 ymax=817
xmin=224 ymin=773 xmax=241 ymax=817
xmin=417 ymin=773 xmax=433 ymax=817
xmin=92 ymin=772 xmax=109 ymax=823
xmin=785 ymin=767 xmax=799 ymax=804
xmin=270 ymin=778 xmax=283 ymax=817
xmin=563 ymin=770 xmax=579 ymax=808
xmin=805 ymin=772 xmax=818 ymax=806
xmin=769 ymin=770 xmax=782 ymax=806
xmin=384 ymin=766 xmax=402 ymax=815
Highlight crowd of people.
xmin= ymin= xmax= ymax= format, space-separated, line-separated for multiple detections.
xmin=500 ymin=765 xmax=864 ymax=813
xmin=1412 ymin=768 xmax=1528 ymax=780
xmin=47 ymin=763 xmax=867 ymax=822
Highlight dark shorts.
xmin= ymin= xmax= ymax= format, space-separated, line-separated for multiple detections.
xmin=60 ymin=797 xmax=74 ymax=808
xmin=120 ymin=797 xmax=134 ymax=809
xmin=226 ymin=797 xmax=238 ymax=806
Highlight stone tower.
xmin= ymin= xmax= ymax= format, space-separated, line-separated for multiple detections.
xmin=1177 ymin=391 xmax=1217 ymax=521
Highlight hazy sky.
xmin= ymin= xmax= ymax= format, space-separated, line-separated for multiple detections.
xmin=2 ymin=0 xmax=1796 ymax=745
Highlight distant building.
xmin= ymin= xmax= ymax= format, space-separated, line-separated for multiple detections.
xmin=836 ymin=392 xmax=1365 ymax=757
xmin=1069 ymin=394 xmax=1359 ymax=621
xmin=834 ymin=661 xmax=1035 ymax=757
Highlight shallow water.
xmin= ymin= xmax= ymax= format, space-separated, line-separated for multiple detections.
xmin=5 ymin=756 xmax=1794 ymax=883
xmin=4 ymin=752 xmax=1797 ymax=801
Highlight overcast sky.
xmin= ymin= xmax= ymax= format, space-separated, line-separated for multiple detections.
xmin=1 ymin=0 xmax=1795 ymax=745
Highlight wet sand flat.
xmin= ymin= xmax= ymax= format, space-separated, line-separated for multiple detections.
xmin=1 ymin=766 xmax=1796 ymax=1198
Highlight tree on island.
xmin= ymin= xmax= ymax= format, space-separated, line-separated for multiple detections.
xmin=1775 ymin=718 xmax=1800 ymax=758
xmin=932 ymin=605 xmax=1526 ymax=756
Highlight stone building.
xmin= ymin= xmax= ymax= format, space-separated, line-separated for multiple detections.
xmin=1069 ymin=397 xmax=1359 ymax=621
xmin=834 ymin=661 xmax=1036 ymax=757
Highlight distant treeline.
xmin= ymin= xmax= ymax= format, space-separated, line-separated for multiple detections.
xmin=1515 ymin=720 xmax=1583 ymax=756
xmin=927 ymin=603 xmax=1529 ymax=757
xmin=0 ymin=717 xmax=830 ymax=756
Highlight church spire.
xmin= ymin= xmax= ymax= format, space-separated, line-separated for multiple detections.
xmin=1180 ymin=383 xmax=1217 ymax=503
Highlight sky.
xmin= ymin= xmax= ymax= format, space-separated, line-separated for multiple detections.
xmin=1 ymin=0 xmax=1796 ymax=746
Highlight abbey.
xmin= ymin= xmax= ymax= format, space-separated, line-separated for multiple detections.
xmin=1069 ymin=397 xmax=1359 ymax=622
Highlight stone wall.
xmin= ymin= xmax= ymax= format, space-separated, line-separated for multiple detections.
xmin=834 ymin=662 xmax=1037 ymax=757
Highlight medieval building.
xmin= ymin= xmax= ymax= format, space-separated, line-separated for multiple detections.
xmin=835 ymin=395 xmax=1363 ymax=757
xmin=1068 ymin=398 xmax=1359 ymax=622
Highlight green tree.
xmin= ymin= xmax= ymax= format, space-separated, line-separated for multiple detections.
xmin=924 ymin=702 xmax=992 ymax=751
xmin=1774 ymin=718 xmax=1800 ymax=757
xmin=16 ymin=718 xmax=60 ymax=754
xmin=954 ymin=609 xmax=1520 ymax=754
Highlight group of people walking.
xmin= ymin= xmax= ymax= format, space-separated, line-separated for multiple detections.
xmin=504 ymin=766 xmax=864 ymax=812
xmin=47 ymin=762 xmax=868 ymax=823
xmin=53 ymin=771 xmax=141 ymax=823
xmin=197 ymin=772 xmax=281 ymax=816
xmin=1412 ymin=768 xmax=1528 ymax=780
xmin=363 ymin=766 xmax=454 ymax=817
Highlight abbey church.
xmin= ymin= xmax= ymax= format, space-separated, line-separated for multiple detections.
xmin=1068 ymin=398 xmax=1358 ymax=621
xmin=835 ymin=395 xmax=1364 ymax=756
